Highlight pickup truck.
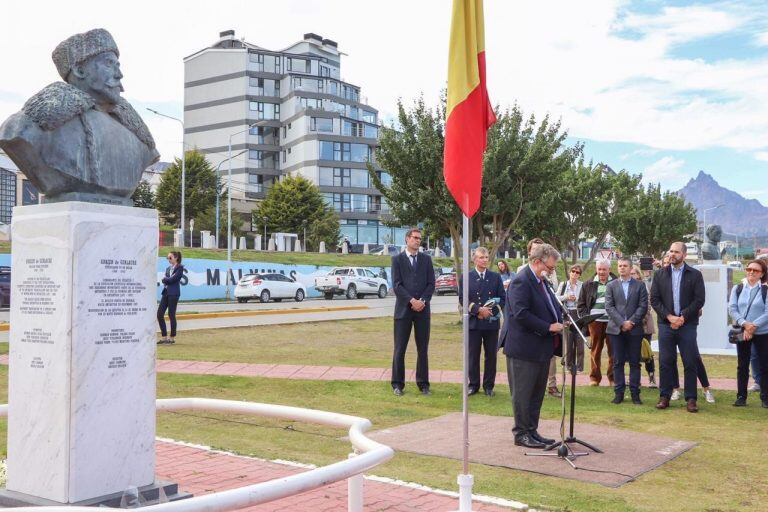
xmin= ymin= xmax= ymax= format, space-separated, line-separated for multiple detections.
xmin=314 ymin=267 xmax=389 ymax=300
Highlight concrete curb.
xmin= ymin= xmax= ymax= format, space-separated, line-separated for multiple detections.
xmin=0 ymin=304 xmax=370 ymax=331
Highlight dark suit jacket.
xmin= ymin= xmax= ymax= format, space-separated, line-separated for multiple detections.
xmin=500 ymin=265 xmax=563 ymax=362
xmin=650 ymin=263 xmax=705 ymax=325
xmin=459 ymin=269 xmax=506 ymax=331
xmin=161 ymin=265 xmax=184 ymax=296
xmin=604 ymin=278 xmax=648 ymax=336
xmin=391 ymin=252 xmax=435 ymax=320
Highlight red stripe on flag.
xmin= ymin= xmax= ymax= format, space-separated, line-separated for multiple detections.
xmin=444 ymin=52 xmax=495 ymax=217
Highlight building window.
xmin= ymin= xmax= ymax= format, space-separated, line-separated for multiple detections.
xmin=333 ymin=193 xmax=351 ymax=212
xmin=288 ymin=57 xmax=308 ymax=73
xmin=249 ymin=101 xmax=280 ymax=120
xmin=310 ymin=117 xmax=333 ymax=133
xmin=320 ymin=65 xmax=330 ymax=77
xmin=362 ymin=110 xmax=377 ymax=124
xmin=351 ymin=194 xmax=368 ymax=213
xmin=319 ymin=141 xmax=335 ymax=160
xmin=363 ymin=124 xmax=378 ymax=138
xmin=350 ymin=169 xmax=368 ymax=188
xmin=21 ymin=180 xmax=39 ymax=206
xmin=334 ymin=168 xmax=351 ymax=187
xmin=0 ymin=168 xmax=16 ymax=224
xmin=342 ymin=120 xmax=363 ymax=137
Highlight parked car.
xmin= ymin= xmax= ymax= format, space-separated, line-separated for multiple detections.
xmin=234 ymin=273 xmax=306 ymax=303
xmin=435 ymin=272 xmax=458 ymax=295
xmin=0 ymin=266 xmax=9 ymax=308
xmin=315 ymin=267 xmax=388 ymax=300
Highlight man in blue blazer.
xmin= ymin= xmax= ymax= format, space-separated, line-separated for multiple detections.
xmin=391 ymin=228 xmax=435 ymax=396
xmin=459 ymin=247 xmax=506 ymax=396
xmin=500 ymin=243 xmax=564 ymax=449
xmin=605 ymin=257 xmax=648 ymax=405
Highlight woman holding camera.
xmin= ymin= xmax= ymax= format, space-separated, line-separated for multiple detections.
xmin=728 ymin=259 xmax=768 ymax=407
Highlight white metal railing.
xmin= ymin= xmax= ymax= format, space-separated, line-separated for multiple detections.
xmin=0 ymin=398 xmax=394 ymax=512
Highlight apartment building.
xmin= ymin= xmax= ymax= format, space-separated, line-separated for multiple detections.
xmin=184 ymin=31 xmax=409 ymax=244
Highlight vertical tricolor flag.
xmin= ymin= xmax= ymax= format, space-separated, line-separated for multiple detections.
xmin=444 ymin=0 xmax=496 ymax=217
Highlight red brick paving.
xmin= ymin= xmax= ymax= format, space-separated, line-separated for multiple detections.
xmin=155 ymin=440 xmax=517 ymax=511
xmin=0 ymin=354 xmax=741 ymax=390
xmin=150 ymin=359 xmax=742 ymax=391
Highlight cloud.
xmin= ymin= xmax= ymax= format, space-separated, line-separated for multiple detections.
xmin=642 ymin=156 xmax=692 ymax=189
xmin=754 ymin=151 xmax=768 ymax=161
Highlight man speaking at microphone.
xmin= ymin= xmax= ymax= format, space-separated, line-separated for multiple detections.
xmin=501 ymin=243 xmax=564 ymax=449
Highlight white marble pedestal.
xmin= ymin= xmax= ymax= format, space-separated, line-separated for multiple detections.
xmin=694 ymin=263 xmax=733 ymax=355
xmin=6 ymin=202 xmax=158 ymax=503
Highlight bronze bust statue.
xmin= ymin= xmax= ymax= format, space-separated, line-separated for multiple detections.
xmin=701 ymin=224 xmax=723 ymax=261
xmin=0 ymin=29 xmax=159 ymax=205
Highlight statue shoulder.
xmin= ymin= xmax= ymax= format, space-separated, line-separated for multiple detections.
xmin=22 ymin=82 xmax=95 ymax=131
xmin=112 ymin=99 xmax=157 ymax=151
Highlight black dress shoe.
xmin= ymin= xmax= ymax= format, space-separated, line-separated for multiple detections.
xmin=611 ymin=394 xmax=624 ymax=404
xmin=733 ymin=396 xmax=746 ymax=407
xmin=467 ymin=386 xmax=478 ymax=396
xmin=393 ymin=388 xmax=403 ymax=396
xmin=421 ymin=387 xmax=432 ymax=396
xmin=484 ymin=388 xmax=495 ymax=397
xmin=631 ymin=394 xmax=642 ymax=405
xmin=514 ymin=434 xmax=546 ymax=449
xmin=762 ymin=400 xmax=768 ymax=408
xmin=531 ymin=431 xmax=555 ymax=445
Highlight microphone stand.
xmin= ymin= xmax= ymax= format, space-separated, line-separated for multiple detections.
xmin=524 ymin=278 xmax=602 ymax=467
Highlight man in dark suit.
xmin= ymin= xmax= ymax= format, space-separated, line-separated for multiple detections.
xmin=500 ymin=243 xmax=564 ymax=449
xmin=650 ymin=241 xmax=706 ymax=412
xmin=605 ymin=257 xmax=648 ymax=405
xmin=391 ymin=227 xmax=435 ymax=396
xmin=459 ymin=247 xmax=506 ymax=397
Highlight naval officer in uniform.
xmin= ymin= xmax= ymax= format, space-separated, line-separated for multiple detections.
xmin=460 ymin=246 xmax=506 ymax=396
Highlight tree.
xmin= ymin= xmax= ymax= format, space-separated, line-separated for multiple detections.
xmin=155 ymin=150 xmax=218 ymax=226
xmin=478 ymin=106 xmax=574 ymax=261
xmin=613 ymin=182 xmax=697 ymax=258
xmin=252 ymin=175 xmax=339 ymax=251
xmin=370 ymin=96 xmax=463 ymax=270
xmin=131 ymin=180 xmax=155 ymax=208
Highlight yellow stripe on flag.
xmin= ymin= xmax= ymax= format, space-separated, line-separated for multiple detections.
xmin=446 ymin=0 xmax=485 ymax=115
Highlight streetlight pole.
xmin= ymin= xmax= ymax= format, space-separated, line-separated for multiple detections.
xmin=215 ymin=150 xmax=247 ymax=249
xmin=263 ymin=216 xmax=268 ymax=251
xmin=147 ymin=108 xmax=185 ymax=247
xmin=226 ymin=122 xmax=261 ymax=301
xmin=702 ymin=203 xmax=724 ymax=241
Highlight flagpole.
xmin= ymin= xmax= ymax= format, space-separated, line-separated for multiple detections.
xmin=457 ymin=209 xmax=473 ymax=512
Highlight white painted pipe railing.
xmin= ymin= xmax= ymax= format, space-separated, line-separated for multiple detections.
xmin=0 ymin=398 xmax=394 ymax=511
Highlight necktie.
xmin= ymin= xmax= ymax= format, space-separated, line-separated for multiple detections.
xmin=480 ymin=272 xmax=484 ymax=280
xmin=538 ymin=280 xmax=560 ymax=352
xmin=410 ymin=255 xmax=416 ymax=267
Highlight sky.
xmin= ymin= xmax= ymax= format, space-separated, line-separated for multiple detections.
xmin=2 ymin=0 xmax=768 ymax=203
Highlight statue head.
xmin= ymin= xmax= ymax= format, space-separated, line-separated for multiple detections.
xmin=706 ymin=224 xmax=722 ymax=244
xmin=52 ymin=29 xmax=123 ymax=107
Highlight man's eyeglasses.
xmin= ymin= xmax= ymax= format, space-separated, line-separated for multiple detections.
xmin=746 ymin=267 xmax=763 ymax=273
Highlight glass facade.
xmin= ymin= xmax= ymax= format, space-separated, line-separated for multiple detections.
xmin=0 ymin=168 xmax=16 ymax=224
xmin=338 ymin=220 xmax=409 ymax=245
xmin=318 ymin=142 xmax=372 ymax=162
xmin=249 ymin=101 xmax=280 ymax=120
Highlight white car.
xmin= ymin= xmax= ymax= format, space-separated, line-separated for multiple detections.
xmin=234 ymin=273 xmax=306 ymax=303
xmin=314 ymin=267 xmax=389 ymax=300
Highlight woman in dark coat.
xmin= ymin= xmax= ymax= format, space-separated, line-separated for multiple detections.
xmin=158 ymin=251 xmax=184 ymax=344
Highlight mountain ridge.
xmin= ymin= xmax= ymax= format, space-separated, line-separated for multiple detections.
xmin=677 ymin=171 xmax=768 ymax=237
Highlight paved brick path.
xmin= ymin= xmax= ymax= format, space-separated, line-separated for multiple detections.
xmin=156 ymin=440 xmax=522 ymax=511
xmin=0 ymin=355 xmax=741 ymax=390
xmin=152 ymin=358 xmax=740 ymax=391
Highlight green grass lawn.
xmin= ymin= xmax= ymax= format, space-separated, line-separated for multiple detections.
xmin=0 ymin=367 xmax=762 ymax=511
xmin=140 ymin=374 xmax=768 ymax=511
xmin=159 ymin=313 xmax=742 ymax=380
